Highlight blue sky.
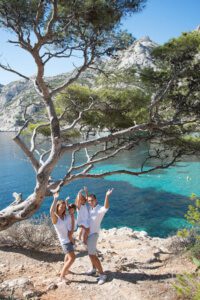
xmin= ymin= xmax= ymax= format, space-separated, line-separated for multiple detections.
xmin=0 ymin=0 xmax=200 ymax=85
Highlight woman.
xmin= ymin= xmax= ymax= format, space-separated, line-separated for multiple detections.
xmin=50 ymin=192 xmax=76 ymax=281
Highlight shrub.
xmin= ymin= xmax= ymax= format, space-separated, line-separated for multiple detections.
xmin=173 ymin=272 xmax=200 ymax=300
xmin=173 ymin=196 xmax=200 ymax=299
xmin=177 ymin=194 xmax=200 ymax=259
xmin=191 ymin=242 xmax=200 ymax=261
xmin=0 ymin=214 xmax=57 ymax=250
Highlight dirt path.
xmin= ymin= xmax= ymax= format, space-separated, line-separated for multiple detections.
xmin=0 ymin=228 xmax=195 ymax=300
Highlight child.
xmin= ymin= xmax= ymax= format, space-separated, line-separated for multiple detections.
xmin=75 ymin=187 xmax=90 ymax=244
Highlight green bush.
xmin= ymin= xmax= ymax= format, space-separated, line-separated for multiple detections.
xmin=191 ymin=243 xmax=200 ymax=261
xmin=174 ymin=195 xmax=200 ymax=299
xmin=177 ymin=195 xmax=200 ymax=256
xmin=173 ymin=272 xmax=200 ymax=300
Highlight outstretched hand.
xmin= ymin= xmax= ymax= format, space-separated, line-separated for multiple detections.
xmin=54 ymin=192 xmax=59 ymax=199
xmin=83 ymin=186 xmax=88 ymax=193
xmin=65 ymin=196 xmax=70 ymax=206
xmin=106 ymin=188 xmax=114 ymax=197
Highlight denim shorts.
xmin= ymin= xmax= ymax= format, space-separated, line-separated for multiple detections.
xmin=87 ymin=233 xmax=99 ymax=255
xmin=62 ymin=242 xmax=74 ymax=254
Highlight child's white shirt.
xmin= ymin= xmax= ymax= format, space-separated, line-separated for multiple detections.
xmin=77 ymin=204 xmax=89 ymax=228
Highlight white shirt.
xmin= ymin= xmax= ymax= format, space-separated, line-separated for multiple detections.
xmin=89 ymin=204 xmax=108 ymax=235
xmin=53 ymin=215 xmax=72 ymax=245
xmin=77 ymin=204 xmax=89 ymax=228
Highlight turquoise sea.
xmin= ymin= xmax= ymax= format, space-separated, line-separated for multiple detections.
xmin=0 ymin=133 xmax=200 ymax=237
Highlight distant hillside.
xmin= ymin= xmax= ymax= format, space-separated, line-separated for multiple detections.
xmin=0 ymin=36 xmax=158 ymax=131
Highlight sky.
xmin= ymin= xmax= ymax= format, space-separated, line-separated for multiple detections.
xmin=0 ymin=0 xmax=200 ymax=85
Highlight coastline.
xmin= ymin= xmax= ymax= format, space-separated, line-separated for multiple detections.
xmin=0 ymin=131 xmax=198 ymax=238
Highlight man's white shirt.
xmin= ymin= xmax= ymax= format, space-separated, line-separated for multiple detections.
xmin=89 ymin=204 xmax=108 ymax=235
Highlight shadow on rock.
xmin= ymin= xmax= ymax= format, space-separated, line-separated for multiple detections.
xmin=0 ymin=246 xmax=87 ymax=262
xmin=106 ymin=270 xmax=177 ymax=284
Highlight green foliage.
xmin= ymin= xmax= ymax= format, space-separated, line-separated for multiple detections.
xmin=192 ymin=255 xmax=200 ymax=267
xmin=0 ymin=0 xmax=145 ymax=57
xmin=55 ymin=83 xmax=149 ymax=132
xmin=61 ymin=128 xmax=81 ymax=139
xmin=140 ymin=31 xmax=200 ymax=123
xmin=185 ymin=196 xmax=200 ymax=227
xmin=26 ymin=121 xmax=80 ymax=139
xmin=165 ymin=135 xmax=200 ymax=156
xmin=152 ymin=31 xmax=200 ymax=66
xmin=178 ymin=195 xmax=200 ymax=262
xmin=177 ymin=228 xmax=190 ymax=239
xmin=27 ymin=123 xmax=51 ymax=137
xmin=173 ymin=272 xmax=200 ymax=300
xmin=96 ymin=67 xmax=139 ymax=88
xmin=0 ymin=0 xmax=42 ymax=30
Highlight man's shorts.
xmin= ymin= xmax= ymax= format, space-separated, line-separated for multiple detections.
xmin=62 ymin=242 xmax=74 ymax=254
xmin=87 ymin=233 xmax=99 ymax=255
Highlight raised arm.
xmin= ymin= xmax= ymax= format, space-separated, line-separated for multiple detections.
xmin=75 ymin=189 xmax=83 ymax=209
xmin=104 ymin=188 xmax=114 ymax=209
xmin=84 ymin=186 xmax=89 ymax=200
xmin=50 ymin=192 xmax=59 ymax=224
xmin=65 ymin=196 xmax=70 ymax=208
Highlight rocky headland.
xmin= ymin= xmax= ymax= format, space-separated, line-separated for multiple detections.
xmin=0 ymin=227 xmax=194 ymax=300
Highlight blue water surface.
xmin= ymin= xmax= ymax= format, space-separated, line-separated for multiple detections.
xmin=0 ymin=133 xmax=199 ymax=237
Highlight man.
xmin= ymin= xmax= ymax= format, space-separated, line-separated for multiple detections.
xmin=86 ymin=188 xmax=113 ymax=285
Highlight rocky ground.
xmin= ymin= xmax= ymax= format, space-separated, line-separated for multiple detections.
xmin=0 ymin=228 xmax=195 ymax=300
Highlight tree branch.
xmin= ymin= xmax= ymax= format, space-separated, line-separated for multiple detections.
xmin=50 ymin=44 xmax=96 ymax=97
xmin=71 ymin=142 xmax=134 ymax=172
xmin=0 ymin=63 xmax=30 ymax=81
xmin=13 ymin=135 xmax=40 ymax=171
xmin=30 ymin=122 xmax=50 ymax=153
xmin=61 ymin=119 xmax=196 ymax=154
xmin=61 ymin=100 xmax=94 ymax=132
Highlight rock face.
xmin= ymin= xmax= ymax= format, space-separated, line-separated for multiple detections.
xmin=0 ymin=80 xmax=36 ymax=131
xmin=106 ymin=36 xmax=158 ymax=71
xmin=0 ymin=36 xmax=158 ymax=131
xmin=0 ymin=74 xmax=68 ymax=131
xmin=0 ymin=83 xmax=3 ymax=93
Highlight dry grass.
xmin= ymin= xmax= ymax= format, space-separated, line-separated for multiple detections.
xmin=0 ymin=214 xmax=57 ymax=250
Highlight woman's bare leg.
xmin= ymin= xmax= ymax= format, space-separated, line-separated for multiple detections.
xmin=79 ymin=227 xmax=84 ymax=241
xmin=60 ymin=252 xmax=76 ymax=280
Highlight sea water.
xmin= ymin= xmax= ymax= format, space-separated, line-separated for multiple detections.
xmin=0 ymin=132 xmax=199 ymax=237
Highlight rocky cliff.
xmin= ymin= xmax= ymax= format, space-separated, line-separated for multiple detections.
xmin=106 ymin=36 xmax=157 ymax=70
xmin=0 ymin=37 xmax=157 ymax=131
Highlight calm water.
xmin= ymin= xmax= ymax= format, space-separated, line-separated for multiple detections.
xmin=0 ymin=132 xmax=200 ymax=237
